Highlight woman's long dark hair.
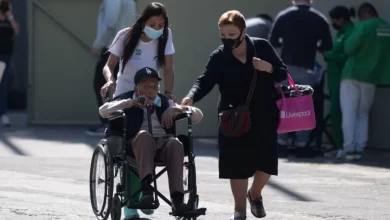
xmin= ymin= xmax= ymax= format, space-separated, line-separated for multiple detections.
xmin=121 ymin=2 xmax=169 ymax=71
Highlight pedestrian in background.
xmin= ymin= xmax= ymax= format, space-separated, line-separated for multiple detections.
xmin=0 ymin=0 xmax=19 ymax=127
xmin=269 ymin=0 xmax=332 ymax=156
xmin=86 ymin=0 xmax=137 ymax=136
xmin=340 ymin=3 xmax=390 ymax=161
xmin=324 ymin=6 xmax=355 ymax=159
xmin=246 ymin=13 xmax=273 ymax=39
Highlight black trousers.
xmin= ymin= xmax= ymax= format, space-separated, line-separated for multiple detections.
xmin=93 ymin=48 xmax=119 ymax=124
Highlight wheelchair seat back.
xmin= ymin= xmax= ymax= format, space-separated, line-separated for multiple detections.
xmin=105 ymin=116 xmax=126 ymax=157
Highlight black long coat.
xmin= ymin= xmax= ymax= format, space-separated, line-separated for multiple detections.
xmin=186 ymin=36 xmax=288 ymax=179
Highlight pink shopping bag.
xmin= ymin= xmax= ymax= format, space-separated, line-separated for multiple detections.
xmin=276 ymin=74 xmax=316 ymax=133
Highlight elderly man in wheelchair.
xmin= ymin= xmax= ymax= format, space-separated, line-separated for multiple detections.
xmin=90 ymin=67 xmax=206 ymax=220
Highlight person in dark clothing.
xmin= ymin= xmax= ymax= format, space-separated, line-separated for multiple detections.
xmin=181 ymin=10 xmax=287 ymax=220
xmin=246 ymin=13 xmax=273 ymax=39
xmin=86 ymin=0 xmax=136 ymax=136
xmin=0 ymin=0 xmax=19 ymax=127
xmin=269 ymin=0 xmax=333 ymax=152
xmin=99 ymin=67 xmax=204 ymax=217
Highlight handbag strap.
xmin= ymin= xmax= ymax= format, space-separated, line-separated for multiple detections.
xmin=244 ymin=38 xmax=258 ymax=107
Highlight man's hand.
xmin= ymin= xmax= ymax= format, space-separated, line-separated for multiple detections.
xmin=161 ymin=107 xmax=176 ymax=129
xmin=161 ymin=105 xmax=187 ymax=128
xmin=132 ymin=96 xmax=154 ymax=108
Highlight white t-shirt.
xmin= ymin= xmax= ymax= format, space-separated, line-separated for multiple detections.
xmin=109 ymin=27 xmax=175 ymax=96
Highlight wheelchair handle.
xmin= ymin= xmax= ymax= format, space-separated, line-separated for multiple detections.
xmin=107 ymin=110 xmax=126 ymax=121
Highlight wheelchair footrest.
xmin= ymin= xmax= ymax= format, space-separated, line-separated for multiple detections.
xmin=170 ymin=208 xmax=207 ymax=217
xmin=127 ymin=202 xmax=159 ymax=210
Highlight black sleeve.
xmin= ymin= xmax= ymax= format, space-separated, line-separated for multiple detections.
xmin=318 ymin=19 xmax=333 ymax=53
xmin=186 ymin=50 xmax=220 ymax=103
xmin=269 ymin=14 xmax=283 ymax=48
xmin=256 ymin=39 xmax=288 ymax=82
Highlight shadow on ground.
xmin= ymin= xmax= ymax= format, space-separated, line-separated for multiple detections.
xmin=0 ymin=125 xmax=101 ymax=156
xmin=285 ymin=148 xmax=390 ymax=170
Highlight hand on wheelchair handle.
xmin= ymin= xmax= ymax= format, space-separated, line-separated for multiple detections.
xmin=181 ymin=97 xmax=193 ymax=106
xmin=161 ymin=108 xmax=176 ymax=128
xmin=100 ymin=80 xmax=116 ymax=98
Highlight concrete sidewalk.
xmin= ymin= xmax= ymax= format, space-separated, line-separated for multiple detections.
xmin=0 ymin=124 xmax=390 ymax=220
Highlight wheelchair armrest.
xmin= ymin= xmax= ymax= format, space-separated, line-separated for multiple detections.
xmin=174 ymin=110 xmax=192 ymax=122
xmin=107 ymin=110 xmax=125 ymax=121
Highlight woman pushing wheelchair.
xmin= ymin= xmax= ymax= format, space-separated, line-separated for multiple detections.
xmin=99 ymin=67 xmax=204 ymax=216
xmin=99 ymin=2 xmax=177 ymax=218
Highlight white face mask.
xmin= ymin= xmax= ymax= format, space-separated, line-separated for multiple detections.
xmin=143 ymin=26 xmax=164 ymax=40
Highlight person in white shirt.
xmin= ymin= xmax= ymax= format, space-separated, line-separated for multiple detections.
xmin=99 ymin=67 xmax=203 ymax=217
xmin=87 ymin=0 xmax=137 ymax=136
xmin=99 ymin=3 xmax=176 ymax=218
xmin=100 ymin=2 xmax=176 ymax=100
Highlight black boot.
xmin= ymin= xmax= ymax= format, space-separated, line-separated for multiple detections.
xmin=139 ymin=174 xmax=154 ymax=205
xmin=171 ymin=192 xmax=190 ymax=215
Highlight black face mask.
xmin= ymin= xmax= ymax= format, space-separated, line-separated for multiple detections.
xmin=332 ymin=23 xmax=341 ymax=30
xmin=221 ymin=31 xmax=243 ymax=51
xmin=0 ymin=1 xmax=9 ymax=13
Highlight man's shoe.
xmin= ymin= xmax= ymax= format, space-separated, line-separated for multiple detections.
xmin=171 ymin=202 xmax=191 ymax=216
xmin=139 ymin=185 xmax=154 ymax=205
xmin=171 ymin=192 xmax=191 ymax=216
xmin=124 ymin=207 xmax=139 ymax=219
xmin=140 ymin=208 xmax=154 ymax=215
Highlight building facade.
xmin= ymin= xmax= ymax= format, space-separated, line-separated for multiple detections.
xmin=25 ymin=0 xmax=390 ymax=149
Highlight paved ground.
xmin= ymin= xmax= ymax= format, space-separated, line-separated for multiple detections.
xmin=1 ymin=115 xmax=390 ymax=220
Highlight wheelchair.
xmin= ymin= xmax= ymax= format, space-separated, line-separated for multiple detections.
xmin=89 ymin=106 xmax=207 ymax=220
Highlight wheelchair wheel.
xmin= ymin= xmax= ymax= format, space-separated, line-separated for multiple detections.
xmin=89 ymin=143 xmax=114 ymax=220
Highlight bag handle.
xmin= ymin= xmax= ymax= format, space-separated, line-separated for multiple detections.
xmin=286 ymin=73 xmax=300 ymax=94
xmin=244 ymin=38 xmax=258 ymax=107
xmin=275 ymin=73 xmax=301 ymax=97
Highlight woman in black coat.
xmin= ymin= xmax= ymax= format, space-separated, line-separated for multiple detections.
xmin=181 ymin=10 xmax=288 ymax=220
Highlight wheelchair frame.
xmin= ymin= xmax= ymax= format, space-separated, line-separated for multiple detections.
xmin=89 ymin=105 xmax=206 ymax=220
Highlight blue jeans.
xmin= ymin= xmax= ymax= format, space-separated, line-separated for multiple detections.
xmin=278 ymin=65 xmax=318 ymax=147
xmin=0 ymin=54 xmax=11 ymax=117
